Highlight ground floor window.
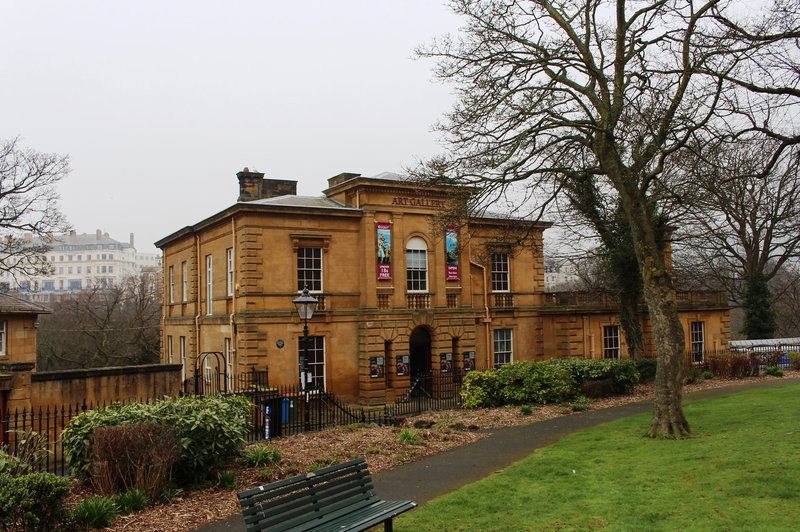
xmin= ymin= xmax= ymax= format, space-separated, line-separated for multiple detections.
xmin=603 ymin=325 xmax=620 ymax=359
xmin=691 ymin=321 xmax=705 ymax=362
xmin=493 ymin=329 xmax=513 ymax=368
xmin=298 ymin=335 xmax=325 ymax=389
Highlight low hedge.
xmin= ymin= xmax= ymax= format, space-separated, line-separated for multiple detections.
xmin=460 ymin=358 xmax=641 ymax=409
xmin=62 ymin=394 xmax=252 ymax=485
xmin=545 ymin=358 xmax=640 ymax=394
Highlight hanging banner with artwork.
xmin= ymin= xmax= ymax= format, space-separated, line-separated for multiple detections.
xmin=446 ymin=226 xmax=459 ymax=280
xmin=377 ymin=222 xmax=392 ymax=279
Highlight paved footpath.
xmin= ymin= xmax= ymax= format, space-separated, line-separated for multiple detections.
xmin=194 ymin=378 xmax=800 ymax=531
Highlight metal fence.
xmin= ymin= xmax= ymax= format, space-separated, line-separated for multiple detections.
xmin=0 ymin=397 xmax=159 ymax=476
xmin=1 ymin=368 xmax=474 ymax=475
xmin=240 ymin=369 xmax=472 ymax=440
xmin=639 ymin=347 xmax=798 ymax=370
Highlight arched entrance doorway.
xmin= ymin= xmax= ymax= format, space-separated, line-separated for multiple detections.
xmin=409 ymin=326 xmax=432 ymax=378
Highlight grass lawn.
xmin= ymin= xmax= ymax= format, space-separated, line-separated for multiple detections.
xmin=396 ymin=383 xmax=800 ymax=531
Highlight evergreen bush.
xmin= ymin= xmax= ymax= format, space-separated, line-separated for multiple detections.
xmin=545 ymin=358 xmax=640 ymax=394
xmin=0 ymin=472 xmax=71 ymax=531
xmin=460 ymin=369 xmax=501 ymax=409
xmin=634 ymin=358 xmax=658 ymax=381
xmin=63 ymin=394 xmax=252 ymax=485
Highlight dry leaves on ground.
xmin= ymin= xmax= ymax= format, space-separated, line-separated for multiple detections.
xmin=87 ymin=370 xmax=798 ymax=532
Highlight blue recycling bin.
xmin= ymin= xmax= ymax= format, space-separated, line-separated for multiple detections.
xmin=282 ymin=397 xmax=298 ymax=423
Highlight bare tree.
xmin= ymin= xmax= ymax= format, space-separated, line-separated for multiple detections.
xmin=415 ymin=0 xmax=800 ymax=437
xmin=0 ymin=137 xmax=71 ymax=278
xmin=679 ymin=138 xmax=800 ymax=339
xmin=771 ymin=265 xmax=800 ymax=338
xmin=37 ymin=275 xmax=161 ymax=370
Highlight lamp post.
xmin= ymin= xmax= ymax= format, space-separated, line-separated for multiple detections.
xmin=293 ymin=285 xmax=318 ymax=431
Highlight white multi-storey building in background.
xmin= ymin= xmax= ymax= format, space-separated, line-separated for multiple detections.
xmin=0 ymin=230 xmax=162 ymax=302
xmin=544 ymin=259 xmax=581 ymax=291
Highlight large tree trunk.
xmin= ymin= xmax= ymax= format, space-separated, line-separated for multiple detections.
xmin=624 ymin=193 xmax=691 ymax=438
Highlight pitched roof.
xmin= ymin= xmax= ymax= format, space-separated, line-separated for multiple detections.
xmin=244 ymin=195 xmax=359 ymax=211
xmin=0 ymin=292 xmax=50 ymax=314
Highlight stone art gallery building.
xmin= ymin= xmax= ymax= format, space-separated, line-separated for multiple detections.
xmin=156 ymin=169 xmax=730 ymax=404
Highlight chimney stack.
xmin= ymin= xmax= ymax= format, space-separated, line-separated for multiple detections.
xmin=130 ymin=233 xmax=135 ymax=247
xmin=96 ymin=229 xmax=102 ymax=240
xmin=236 ymin=168 xmax=264 ymax=202
xmin=236 ymin=168 xmax=297 ymax=202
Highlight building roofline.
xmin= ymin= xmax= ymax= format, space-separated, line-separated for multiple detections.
xmin=0 ymin=292 xmax=51 ymax=314
xmin=155 ymin=200 xmax=363 ymax=249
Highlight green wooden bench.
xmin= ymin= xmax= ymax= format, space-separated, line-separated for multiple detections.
xmin=237 ymin=457 xmax=417 ymax=532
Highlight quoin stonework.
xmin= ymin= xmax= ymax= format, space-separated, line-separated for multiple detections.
xmin=156 ymin=169 xmax=730 ymax=404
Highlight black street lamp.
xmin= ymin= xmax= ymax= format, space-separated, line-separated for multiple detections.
xmin=293 ymin=285 xmax=318 ymax=431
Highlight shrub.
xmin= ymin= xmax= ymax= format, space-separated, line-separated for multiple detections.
xmin=707 ymin=353 xmax=730 ymax=376
xmin=242 ymin=445 xmax=282 ymax=468
xmin=685 ymin=366 xmax=701 ymax=384
xmin=570 ymin=396 xmax=591 ymax=412
xmin=90 ymin=422 xmax=180 ymax=498
xmin=730 ymin=354 xmax=755 ymax=377
xmin=520 ymin=405 xmax=533 ymax=416
xmin=761 ymin=350 xmax=783 ymax=367
xmin=397 ymin=428 xmax=422 ymax=445
xmin=787 ymin=351 xmax=800 ymax=370
xmin=764 ymin=366 xmax=784 ymax=377
xmin=157 ymin=483 xmax=183 ymax=504
xmin=71 ymin=496 xmax=119 ymax=529
xmin=216 ymin=470 xmax=238 ymax=491
xmin=460 ymin=369 xmax=500 ymax=409
xmin=634 ymin=359 xmax=658 ymax=381
xmin=113 ymin=489 xmax=148 ymax=514
xmin=63 ymin=394 xmax=252 ymax=485
xmin=747 ymin=352 xmax=761 ymax=376
xmin=0 ymin=472 xmax=72 ymax=531
xmin=546 ymin=358 xmax=640 ymax=394
xmin=702 ymin=371 xmax=714 ymax=380
xmin=496 ymin=361 xmax=579 ymax=405
xmin=0 ymin=430 xmax=50 ymax=477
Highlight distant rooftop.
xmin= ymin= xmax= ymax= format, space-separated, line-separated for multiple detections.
xmin=0 ymin=292 xmax=50 ymax=314
xmin=245 ymin=195 xmax=358 ymax=210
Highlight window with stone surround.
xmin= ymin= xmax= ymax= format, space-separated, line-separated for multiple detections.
xmin=297 ymin=247 xmax=322 ymax=292
xmin=181 ymin=261 xmax=188 ymax=301
xmin=226 ymin=248 xmax=234 ymax=297
xmin=169 ymin=265 xmax=175 ymax=303
xmin=691 ymin=321 xmax=705 ymax=362
xmin=298 ymin=335 xmax=325 ymax=388
xmin=493 ymin=328 xmax=512 ymax=367
xmin=603 ymin=325 xmax=620 ymax=359
xmin=491 ymin=253 xmax=510 ymax=292
xmin=206 ymin=254 xmax=213 ymax=315
xmin=406 ymin=237 xmax=428 ymax=292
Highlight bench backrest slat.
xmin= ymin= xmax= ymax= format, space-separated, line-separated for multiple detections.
xmin=239 ymin=458 xmax=385 ymax=532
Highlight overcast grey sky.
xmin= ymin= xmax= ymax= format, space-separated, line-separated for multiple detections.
xmin=2 ymin=1 xmax=462 ymax=253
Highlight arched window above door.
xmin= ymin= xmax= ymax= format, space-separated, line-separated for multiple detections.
xmin=406 ymin=237 xmax=428 ymax=292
